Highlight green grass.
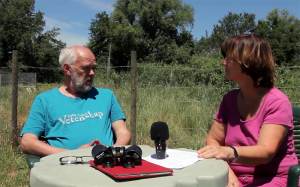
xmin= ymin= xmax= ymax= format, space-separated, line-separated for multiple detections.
xmin=0 ymin=81 xmax=225 ymax=186
xmin=0 ymin=145 xmax=29 ymax=187
xmin=0 ymin=66 xmax=300 ymax=186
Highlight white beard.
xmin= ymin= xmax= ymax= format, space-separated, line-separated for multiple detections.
xmin=70 ymin=66 xmax=93 ymax=93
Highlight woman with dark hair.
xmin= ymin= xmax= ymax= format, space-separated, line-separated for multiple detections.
xmin=197 ymin=34 xmax=298 ymax=187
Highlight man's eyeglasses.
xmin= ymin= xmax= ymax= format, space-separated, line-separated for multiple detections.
xmin=59 ymin=156 xmax=93 ymax=165
xmin=70 ymin=64 xmax=97 ymax=72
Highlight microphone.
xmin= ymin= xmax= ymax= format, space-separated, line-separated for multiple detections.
xmin=150 ymin=121 xmax=169 ymax=159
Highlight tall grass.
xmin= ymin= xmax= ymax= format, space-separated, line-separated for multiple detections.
xmin=0 ymin=64 xmax=299 ymax=186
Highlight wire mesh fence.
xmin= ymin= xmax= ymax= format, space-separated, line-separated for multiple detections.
xmin=0 ymin=73 xmax=36 ymax=86
xmin=1 ymin=65 xmax=300 ymax=150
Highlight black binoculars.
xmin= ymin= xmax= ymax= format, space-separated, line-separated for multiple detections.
xmin=91 ymin=145 xmax=142 ymax=168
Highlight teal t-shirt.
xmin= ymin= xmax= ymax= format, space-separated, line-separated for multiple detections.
xmin=20 ymin=87 xmax=126 ymax=149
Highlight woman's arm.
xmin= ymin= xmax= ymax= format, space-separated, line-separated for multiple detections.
xmin=201 ymin=120 xmax=240 ymax=187
xmin=233 ymin=124 xmax=289 ymax=166
xmin=199 ymin=120 xmax=235 ymax=161
xmin=206 ymin=120 xmax=227 ymax=146
xmin=234 ymin=98 xmax=292 ymax=166
xmin=199 ymin=123 xmax=289 ymax=166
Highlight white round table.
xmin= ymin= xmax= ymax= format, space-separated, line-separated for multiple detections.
xmin=30 ymin=145 xmax=228 ymax=187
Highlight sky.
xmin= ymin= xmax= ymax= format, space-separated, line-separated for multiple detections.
xmin=35 ymin=0 xmax=300 ymax=47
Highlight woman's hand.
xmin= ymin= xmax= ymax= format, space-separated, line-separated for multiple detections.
xmin=198 ymin=145 xmax=240 ymax=186
xmin=227 ymin=168 xmax=240 ymax=187
xmin=197 ymin=145 xmax=234 ymax=161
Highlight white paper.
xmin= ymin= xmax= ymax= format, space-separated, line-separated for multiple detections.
xmin=142 ymin=149 xmax=204 ymax=169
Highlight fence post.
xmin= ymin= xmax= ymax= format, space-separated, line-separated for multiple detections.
xmin=130 ymin=51 xmax=137 ymax=145
xmin=11 ymin=50 xmax=19 ymax=149
xmin=107 ymin=42 xmax=111 ymax=78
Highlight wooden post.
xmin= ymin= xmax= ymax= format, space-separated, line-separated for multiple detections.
xmin=130 ymin=51 xmax=137 ymax=145
xmin=11 ymin=50 xmax=19 ymax=149
xmin=107 ymin=42 xmax=111 ymax=78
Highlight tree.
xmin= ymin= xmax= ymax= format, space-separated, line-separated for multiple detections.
xmin=88 ymin=11 xmax=110 ymax=65
xmin=254 ymin=9 xmax=300 ymax=66
xmin=87 ymin=0 xmax=195 ymax=66
xmin=196 ymin=12 xmax=256 ymax=56
xmin=0 ymin=0 xmax=66 ymax=82
xmin=26 ymin=27 xmax=66 ymax=82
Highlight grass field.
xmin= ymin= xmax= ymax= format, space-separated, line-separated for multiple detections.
xmin=0 ymin=81 xmax=226 ymax=186
xmin=0 ymin=66 xmax=299 ymax=186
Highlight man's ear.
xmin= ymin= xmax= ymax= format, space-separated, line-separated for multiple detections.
xmin=63 ymin=63 xmax=72 ymax=75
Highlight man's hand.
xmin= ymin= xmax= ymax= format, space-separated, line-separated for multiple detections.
xmin=77 ymin=139 xmax=103 ymax=149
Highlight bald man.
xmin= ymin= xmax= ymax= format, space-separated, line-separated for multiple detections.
xmin=20 ymin=46 xmax=131 ymax=157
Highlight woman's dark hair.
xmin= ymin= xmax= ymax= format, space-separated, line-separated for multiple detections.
xmin=221 ymin=34 xmax=275 ymax=88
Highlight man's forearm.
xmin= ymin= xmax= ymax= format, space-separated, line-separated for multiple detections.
xmin=114 ymin=131 xmax=131 ymax=146
xmin=21 ymin=138 xmax=68 ymax=157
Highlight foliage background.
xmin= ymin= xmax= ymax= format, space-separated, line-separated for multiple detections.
xmin=1 ymin=0 xmax=299 ymax=81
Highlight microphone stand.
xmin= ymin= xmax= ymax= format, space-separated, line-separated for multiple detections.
xmin=155 ymin=138 xmax=167 ymax=159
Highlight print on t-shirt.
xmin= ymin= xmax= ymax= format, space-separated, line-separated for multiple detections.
xmin=58 ymin=111 xmax=104 ymax=125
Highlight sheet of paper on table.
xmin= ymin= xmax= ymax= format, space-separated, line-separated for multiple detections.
xmin=142 ymin=149 xmax=204 ymax=169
